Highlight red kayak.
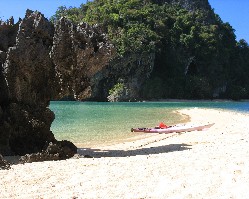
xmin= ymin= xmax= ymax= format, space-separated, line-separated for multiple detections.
xmin=131 ymin=123 xmax=214 ymax=134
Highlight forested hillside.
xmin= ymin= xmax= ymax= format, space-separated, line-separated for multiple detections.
xmin=51 ymin=0 xmax=249 ymax=100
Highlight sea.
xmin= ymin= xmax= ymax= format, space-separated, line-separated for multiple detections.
xmin=49 ymin=101 xmax=249 ymax=147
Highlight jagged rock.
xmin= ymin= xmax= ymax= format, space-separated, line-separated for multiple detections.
xmin=0 ymin=63 xmax=8 ymax=105
xmin=0 ymin=17 xmax=19 ymax=52
xmin=107 ymin=53 xmax=155 ymax=102
xmin=7 ymin=103 xmax=56 ymax=155
xmin=0 ymin=154 xmax=11 ymax=170
xmin=51 ymin=18 xmax=116 ymax=101
xmin=19 ymin=141 xmax=77 ymax=163
xmin=4 ymin=11 xmax=55 ymax=105
xmin=45 ymin=140 xmax=77 ymax=159
xmin=0 ymin=51 xmax=6 ymax=66
xmin=0 ymin=62 xmax=11 ymax=155
xmin=19 ymin=152 xmax=60 ymax=163
xmin=51 ymin=18 xmax=154 ymax=101
xmin=1 ymin=10 xmax=56 ymax=155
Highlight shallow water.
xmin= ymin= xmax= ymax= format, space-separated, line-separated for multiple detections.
xmin=50 ymin=101 xmax=249 ymax=147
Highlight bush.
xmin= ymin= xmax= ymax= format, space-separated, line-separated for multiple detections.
xmin=107 ymin=83 xmax=125 ymax=102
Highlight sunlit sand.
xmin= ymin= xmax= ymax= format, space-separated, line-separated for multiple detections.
xmin=1 ymin=108 xmax=249 ymax=198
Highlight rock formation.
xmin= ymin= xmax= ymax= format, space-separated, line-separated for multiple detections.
xmin=0 ymin=11 xmax=77 ymax=159
xmin=51 ymin=19 xmax=116 ymax=101
xmin=0 ymin=64 xmax=11 ymax=155
xmin=2 ymin=10 xmax=57 ymax=156
xmin=0 ymin=19 xmax=13 ymax=155
xmin=106 ymin=53 xmax=155 ymax=101
xmin=19 ymin=141 xmax=77 ymax=163
xmin=0 ymin=16 xmax=18 ymax=52
xmin=51 ymin=18 xmax=154 ymax=101
xmin=0 ymin=9 xmax=154 ymax=158
xmin=0 ymin=154 xmax=10 ymax=170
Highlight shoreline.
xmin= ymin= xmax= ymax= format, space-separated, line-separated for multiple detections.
xmin=142 ymin=98 xmax=249 ymax=102
xmin=50 ymin=100 xmax=249 ymax=149
xmin=1 ymin=108 xmax=249 ymax=198
xmin=73 ymin=109 xmax=191 ymax=149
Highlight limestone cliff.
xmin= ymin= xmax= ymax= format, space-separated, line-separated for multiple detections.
xmin=51 ymin=18 xmax=154 ymax=101
xmin=0 ymin=62 xmax=10 ymax=155
xmin=0 ymin=9 xmax=154 ymax=156
xmin=51 ymin=18 xmax=116 ymax=101
xmin=0 ymin=16 xmax=18 ymax=52
xmin=0 ymin=11 xmax=76 ymax=158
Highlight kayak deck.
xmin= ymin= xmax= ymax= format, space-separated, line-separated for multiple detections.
xmin=131 ymin=123 xmax=214 ymax=134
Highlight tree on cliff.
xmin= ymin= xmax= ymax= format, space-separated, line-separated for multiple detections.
xmin=51 ymin=0 xmax=249 ymax=100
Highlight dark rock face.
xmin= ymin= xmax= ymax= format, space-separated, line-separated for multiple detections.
xmin=7 ymin=103 xmax=56 ymax=155
xmin=51 ymin=18 xmax=154 ymax=101
xmin=51 ymin=19 xmax=116 ymax=101
xmin=0 ymin=10 xmax=76 ymax=158
xmin=106 ymin=53 xmax=155 ymax=101
xmin=0 ymin=17 xmax=19 ymax=52
xmin=0 ymin=154 xmax=10 ymax=170
xmin=0 ymin=53 xmax=11 ymax=155
xmin=5 ymin=10 xmax=55 ymax=106
xmin=0 ymin=19 xmax=21 ymax=155
xmin=19 ymin=141 xmax=77 ymax=163
xmin=1 ymin=11 xmax=57 ymax=156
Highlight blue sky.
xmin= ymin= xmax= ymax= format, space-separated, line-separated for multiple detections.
xmin=0 ymin=0 xmax=248 ymax=42
xmin=209 ymin=0 xmax=248 ymax=42
xmin=0 ymin=0 xmax=87 ymax=21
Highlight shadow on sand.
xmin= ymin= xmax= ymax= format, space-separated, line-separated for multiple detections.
xmin=77 ymin=143 xmax=192 ymax=158
xmin=3 ymin=144 xmax=192 ymax=165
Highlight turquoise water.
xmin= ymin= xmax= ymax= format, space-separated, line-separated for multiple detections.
xmin=50 ymin=101 xmax=249 ymax=147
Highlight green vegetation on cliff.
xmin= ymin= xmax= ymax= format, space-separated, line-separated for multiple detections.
xmin=51 ymin=0 xmax=249 ymax=100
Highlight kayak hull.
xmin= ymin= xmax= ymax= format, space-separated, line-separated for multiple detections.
xmin=131 ymin=123 xmax=214 ymax=133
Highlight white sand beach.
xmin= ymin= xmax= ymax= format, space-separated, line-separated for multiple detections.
xmin=1 ymin=108 xmax=249 ymax=199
